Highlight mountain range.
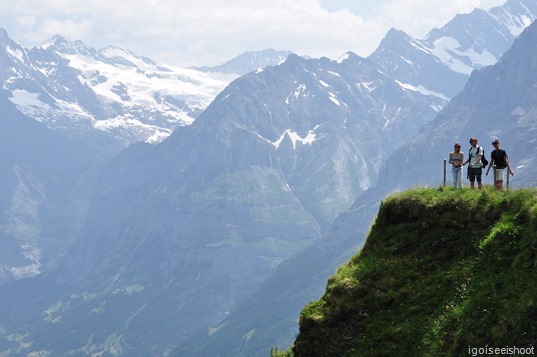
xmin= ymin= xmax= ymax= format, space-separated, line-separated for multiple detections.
xmin=0 ymin=28 xmax=232 ymax=145
xmin=174 ymin=1 xmax=537 ymax=355
xmin=285 ymin=10 xmax=537 ymax=357
xmin=0 ymin=48 xmax=439 ymax=356
xmin=0 ymin=0 xmax=537 ymax=356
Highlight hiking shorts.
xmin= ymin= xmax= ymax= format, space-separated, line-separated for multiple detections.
xmin=495 ymin=168 xmax=505 ymax=181
xmin=469 ymin=167 xmax=482 ymax=183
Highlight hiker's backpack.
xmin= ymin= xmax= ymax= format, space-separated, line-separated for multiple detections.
xmin=469 ymin=146 xmax=488 ymax=167
xmin=481 ymin=149 xmax=489 ymax=167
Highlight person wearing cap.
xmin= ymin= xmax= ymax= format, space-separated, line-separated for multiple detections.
xmin=448 ymin=142 xmax=464 ymax=188
xmin=463 ymin=137 xmax=484 ymax=189
xmin=486 ymin=139 xmax=514 ymax=190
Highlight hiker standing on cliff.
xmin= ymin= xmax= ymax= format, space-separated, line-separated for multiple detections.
xmin=448 ymin=142 xmax=464 ymax=188
xmin=486 ymin=139 xmax=514 ymax=190
xmin=463 ymin=137 xmax=484 ymax=189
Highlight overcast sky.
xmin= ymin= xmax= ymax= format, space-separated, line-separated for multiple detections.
xmin=0 ymin=0 xmax=506 ymax=67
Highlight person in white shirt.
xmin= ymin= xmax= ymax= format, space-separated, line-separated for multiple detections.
xmin=463 ymin=137 xmax=484 ymax=189
xmin=448 ymin=142 xmax=464 ymax=188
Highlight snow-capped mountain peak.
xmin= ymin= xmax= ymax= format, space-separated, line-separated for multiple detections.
xmin=368 ymin=0 xmax=537 ymax=108
xmin=2 ymin=30 xmax=233 ymax=145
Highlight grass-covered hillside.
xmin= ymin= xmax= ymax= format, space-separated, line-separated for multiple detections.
xmin=288 ymin=187 xmax=537 ymax=356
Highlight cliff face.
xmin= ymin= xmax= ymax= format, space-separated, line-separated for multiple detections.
xmin=293 ymin=187 xmax=537 ymax=356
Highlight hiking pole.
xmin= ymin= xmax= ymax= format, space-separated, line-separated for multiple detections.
xmin=493 ymin=165 xmax=497 ymax=189
xmin=443 ymin=159 xmax=446 ymax=187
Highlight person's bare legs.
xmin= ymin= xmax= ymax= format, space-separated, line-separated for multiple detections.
xmin=497 ymin=180 xmax=504 ymax=190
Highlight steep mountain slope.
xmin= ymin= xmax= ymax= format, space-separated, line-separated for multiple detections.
xmin=0 ymin=28 xmax=231 ymax=145
xmin=0 ymin=52 xmax=436 ymax=356
xmin=174 ymin=186 xmax=380 ymax=357
xmin=293 ymin=187 xmax=537 ymax=356
xmin=173 ymin=203 xmax=369 ymax=357
xmin=0 ymin=93 xmax=120 ymax=286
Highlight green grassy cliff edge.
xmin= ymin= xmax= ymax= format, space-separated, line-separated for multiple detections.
xmin=281 ymin=186 xmax=537 ymax=356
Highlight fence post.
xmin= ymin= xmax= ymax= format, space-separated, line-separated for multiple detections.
xmin=443 ymin=159 xmax=447 ymax=187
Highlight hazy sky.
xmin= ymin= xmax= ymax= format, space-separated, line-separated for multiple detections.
xmin=0 ymin=0 xmax=506 ymax=67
